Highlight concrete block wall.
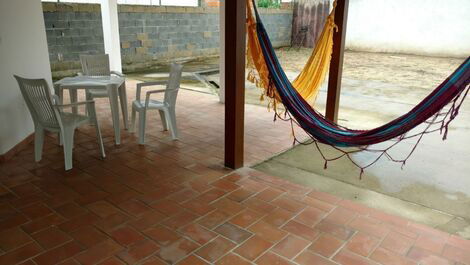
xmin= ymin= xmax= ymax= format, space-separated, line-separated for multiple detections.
xmin=43 ymin=4 xmax=104 ymax=74
xmin=117 ymin=6 xmax=221 ymax=72
xmin=42 ymin=3 xmax=293 ymax=77
xmin=259 ymin=12 xmax=293 ymax=48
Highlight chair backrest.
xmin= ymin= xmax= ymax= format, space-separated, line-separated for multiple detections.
xmin=80 ymin=54 xmax=111 ymax=76
xmin=164 ymin=63 xmax=183 ymax=107
xmin=14 ymin=75 xmax=60 ymax=129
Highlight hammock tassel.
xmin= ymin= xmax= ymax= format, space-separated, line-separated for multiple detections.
xmin=443 ymin=125 xmax=449 ymax=140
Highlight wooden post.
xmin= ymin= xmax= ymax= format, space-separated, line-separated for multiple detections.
xmin=325 ymin=0 xmax=349 ymax=122
xmin=224 ymin=0 xmax=246 ymax=169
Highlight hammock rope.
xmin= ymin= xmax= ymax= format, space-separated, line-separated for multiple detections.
xmin=247 ymin=0 xmax=470 ymax=174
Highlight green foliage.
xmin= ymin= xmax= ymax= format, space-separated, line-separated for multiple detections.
xmin=258 ymin=0 xmax=282 ymax=9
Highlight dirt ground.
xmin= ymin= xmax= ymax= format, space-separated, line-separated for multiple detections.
xmin=131 ymin=48 xmax=465 ymax=94
xmin=276 ymin=48 xmax=465 ymax=102
xmin=277 ymin=48 xmax=463 ymax=90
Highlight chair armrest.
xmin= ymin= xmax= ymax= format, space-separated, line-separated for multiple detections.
xmin=136 ymin=81 xmax=168 ymax=101
xmin=146 ymin=89 xmax=168 ymax=95
xmin=137 ymin=81 xmax=168 ymax=88
xmin=54 ymin=100 xmax=95 ymax=109
xmin=111 ymin=71 xmax=125 ymax=77
xmin=144 ymin=88 xmax=178 ymax=107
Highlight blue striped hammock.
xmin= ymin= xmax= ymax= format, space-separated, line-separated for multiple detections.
xmin=250 ymin=2 xmax=470 ymax=174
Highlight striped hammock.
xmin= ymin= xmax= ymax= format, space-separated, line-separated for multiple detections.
xmin=247 ymin=0 xmax=470 ymax=173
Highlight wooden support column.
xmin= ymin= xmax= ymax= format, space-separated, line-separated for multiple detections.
xmin=224 ymin=0 xmax=246 ymax=169
xmin=326 ymin=0 xmax=349 ymax=122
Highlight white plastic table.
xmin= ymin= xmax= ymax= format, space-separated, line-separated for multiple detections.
xmin=54 ymin=76 xmax=128 ymax=145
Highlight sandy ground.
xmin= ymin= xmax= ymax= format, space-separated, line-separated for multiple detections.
xmin=276 ymin=48 xmax=464 ymax=99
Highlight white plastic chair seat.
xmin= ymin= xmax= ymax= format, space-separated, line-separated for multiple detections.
xmin=132 ymin=99 xmax=169 ymax=110
xmin=86 ymin=89 xmax=109 ymax=97
xmin=59 ymin=112 xmax=89 ymax=126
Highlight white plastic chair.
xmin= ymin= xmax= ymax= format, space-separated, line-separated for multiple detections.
xmin=131 ymin=63 xmax=183 ymax=144
xmin=79 ymin=54 xmax=128 ymax=129
xmin=15 ymin=75 xmax=105 ymax=171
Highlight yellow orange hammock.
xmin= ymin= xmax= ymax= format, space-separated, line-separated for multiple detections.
xmin=246 ymin=0 xmax=338 ymax=109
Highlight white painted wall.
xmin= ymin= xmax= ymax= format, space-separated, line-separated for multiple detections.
xmin=0 ymin=0 xmax=52 ymax=155
xmin=346 ymin=0 xmax=470 ymax=58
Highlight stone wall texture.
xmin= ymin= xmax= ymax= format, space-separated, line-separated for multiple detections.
xmin=42 ymin=3 xmax=293 ymax=77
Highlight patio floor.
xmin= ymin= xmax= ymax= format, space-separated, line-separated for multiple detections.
xmin=1 ymin=79 xmax=469 ymax=265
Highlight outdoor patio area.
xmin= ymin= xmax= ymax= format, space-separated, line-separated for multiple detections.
xmin=1 ymin=80 xmax=469 ymax=265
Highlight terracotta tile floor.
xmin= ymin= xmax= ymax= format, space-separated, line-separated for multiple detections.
xmin=1 ymin=80 xmax=470 ymax=264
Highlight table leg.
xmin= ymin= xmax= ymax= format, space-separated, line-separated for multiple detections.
xmin=68 ymin=89 xmax=78 ymax=114
xmin=118 ymin=83 xmax=129 ymax=130
xmin=53 ymin=84 xmax=63 ymax=104
xmin=54 ymin=84 xmax=64 ymax=104
xmin=108 ymin=86 xmax=121 ymax=145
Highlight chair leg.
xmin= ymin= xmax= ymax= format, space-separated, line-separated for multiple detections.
xmin=58 ymin=132 xmax=63 ymax=146
xmin=165 ymin=108 xmax=179 ymax=140
xmin=88 ymin=104 xmax=106 ymax=159
xmin=118 ymin=84 xmax=129 ymax=130
xmin=108 ymin=86 xmax=121 ymax=145
xmin=62 ymin=127 xmax=75 ymax=171
xmin=138 ymin=109 xmax=147 ymax=145
xmin=34 ymin=126 xmax=45 ymax=162
xmin=95 ymin=124 xmax=106 ymax=159
xmin=69 ymin=89 xmax=78 ymax=115
xmin=159 ymin=110 xmax=168 ymax=131
xmin=130 ymin=106 xmax=137 ymax=133
xmin=85 ymin=92 xmax=92 ymax=117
